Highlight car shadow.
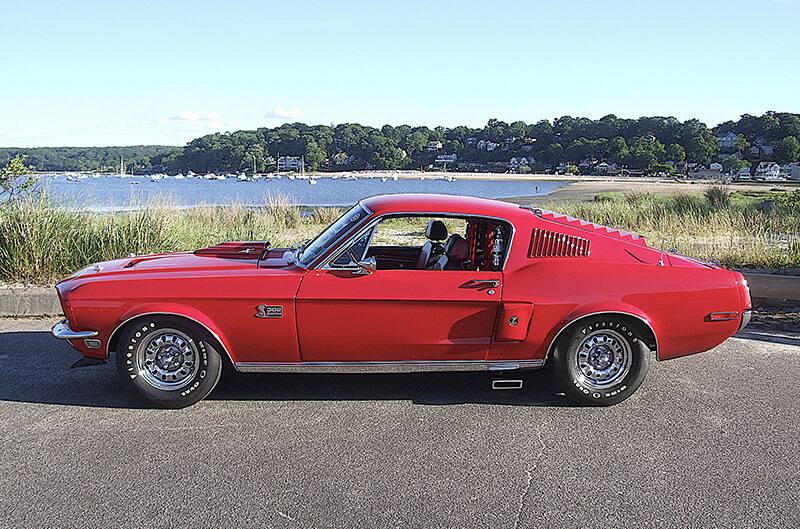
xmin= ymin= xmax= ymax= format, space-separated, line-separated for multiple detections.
xmin=735 ymin=329 xmax=800 ymax=347
xmin=0 ymin=331 xmax=572 ymax=409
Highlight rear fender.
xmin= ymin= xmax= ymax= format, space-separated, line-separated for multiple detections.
xmin=544 ymin=302 xmax=659 ymax=361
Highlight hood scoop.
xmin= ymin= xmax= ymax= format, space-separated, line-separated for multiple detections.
xmin=194 ymin=241 xmax=270 ymax=259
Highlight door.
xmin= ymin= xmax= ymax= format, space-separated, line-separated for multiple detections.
xmin=296 ymin=268 xmax=503 ymax=362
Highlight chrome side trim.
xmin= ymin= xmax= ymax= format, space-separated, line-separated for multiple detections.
xmin=544 ymin=311 xmax=660 ymax=363
xmin=106 ymin=312 xmax=234 ymax=365
xmin=51 ymin=320 xmax=98 ymax=340
xmin=234 ymin=359 xmax=544 ymax=373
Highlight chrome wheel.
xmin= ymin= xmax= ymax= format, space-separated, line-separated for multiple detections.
xmin=574 ymin=329 xmax=632 ymax=390
xmin=134 ymin=328 xmax=199 ymax=391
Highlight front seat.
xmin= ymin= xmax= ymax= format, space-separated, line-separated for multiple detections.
xmin=416 ymin=220 xmax=447 ymax=269
xmin=429 ymin=234 xmax=469 ymax=270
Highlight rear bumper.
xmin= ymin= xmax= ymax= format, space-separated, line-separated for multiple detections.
xmin=51 ymin=319 xmax=98 ymax=340
xmin=739 ymin=310 xmax=752 ymax=332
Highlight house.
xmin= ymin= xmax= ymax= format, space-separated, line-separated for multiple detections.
xmin=426 ymin=141 xmax=443 ymax=152
xmin=782 ymin=162 xmax=800 ymax=180
xmin=595 ymin=162 xmax=611 ymax=173
xmin=689 ymin=165 xmax=724 ymax=179
xmin=716 ymin=132 xmax=737 ymax=150
xmin=501 ymin=137 xmax=519 ymax=151
xmin=277 ymin=156 xmax=302 ymax=172
xmin=735 ymin=167 xmax=752 ymax=181
xmin=709 ymin=162 xmax=723 ymax=172
xmin=435 ymin=153 xmax=458 ymax=165
xmin=751 ymin=141 xmax=775 ymax=157
xmin=508 ymin=156 xmax=534 ymax=171
xmin=477 ymin=139 xmax=499 ymax=152
xmin=755 ymin=162 xmax=781 ymax=180
xmin=465 ymin=137 xmax=478 ymax=146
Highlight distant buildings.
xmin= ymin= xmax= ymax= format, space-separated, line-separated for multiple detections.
xmin=784 ymin=162 xmax=800 ymax=180
xmin=716 ymin=132 xmax=737 ymax=150
xmin=755 ymin=161 xmax=781 ymax=180
xmin=277 ymin=156 xmax=302 ymax=172
xmin=434 ymin=153 xmax=457 ymax=165
xmin=426 ymin=141 xmax=443 ymax=152
xmin=508 ymin=156 xmax=534 ymax=171
xmin=477 ymin=139 xmax=499 ymax=152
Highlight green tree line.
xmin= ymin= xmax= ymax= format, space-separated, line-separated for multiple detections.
xmin=1 ymin=112 xmax=797 ymax=174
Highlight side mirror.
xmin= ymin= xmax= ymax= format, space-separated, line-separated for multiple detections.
xmin=354 ymin=256 xmax=377 ymax=275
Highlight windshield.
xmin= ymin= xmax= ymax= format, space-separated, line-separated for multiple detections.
xmin=296 ymin=204 xmax=370 ymax=266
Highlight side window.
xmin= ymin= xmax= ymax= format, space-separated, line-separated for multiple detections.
xmin=329 ymin=228 xmax=374 ymax=268
xmin=325 ymin=215 xmax=512 ymax=271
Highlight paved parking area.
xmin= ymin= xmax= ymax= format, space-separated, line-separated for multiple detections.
xmin=1 ymin=318 xmax=798 ymax=528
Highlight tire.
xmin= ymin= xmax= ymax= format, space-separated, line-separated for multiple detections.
xmin=552 ymin=316 xmax=650 ymax=406
xmin=115 ymin=316 xmax=223 ymax=408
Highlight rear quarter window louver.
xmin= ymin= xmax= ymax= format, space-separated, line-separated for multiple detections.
xmin=529 ymin=229 xmax=590 ymax=258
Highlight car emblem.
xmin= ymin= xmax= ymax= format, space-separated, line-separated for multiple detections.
xmin=255 ymin=304 xmax=283 ymax=319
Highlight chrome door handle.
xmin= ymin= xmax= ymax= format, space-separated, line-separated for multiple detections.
xmin=470 ymin=279 xmax=499 ymax=287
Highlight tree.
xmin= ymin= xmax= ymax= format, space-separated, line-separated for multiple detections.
xmin=734 ymin=134 xmax=750 ymax=155
xmin=0 ymin=155 xmax=36 ymax=203
xmin=304 ymin=140 xmax=327 ymax=171
xmin=666 ymin=143 xmax=686 ymax=163
xmin=775 ymin=136 xmax=800 ymax=164
xmin=607 ymin=136 xmax=629 ymax=164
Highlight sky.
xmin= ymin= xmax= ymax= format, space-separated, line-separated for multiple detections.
xmin=1 ymin=0 xmax=798 ymax=147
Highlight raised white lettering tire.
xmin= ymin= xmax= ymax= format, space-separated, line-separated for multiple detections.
xmin=116 ymin=316 xmax=222 ymax=408
xmin=552 ymin=316 xmax=650 ymax=406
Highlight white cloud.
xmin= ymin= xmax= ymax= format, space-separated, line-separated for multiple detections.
xmin=264 ymin=106 xmax=304 ymax=120
xmin=169 ymin=110 xmax=221 ymax=122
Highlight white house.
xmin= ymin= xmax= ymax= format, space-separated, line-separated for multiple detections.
xmin=709 ymin=162 xmax=723 ymax=172
xmin=755 ymin=162 xmax=781 ymax=180
xmin=426 ymin=140 xmax=443 ymax=152
xmin=783 ymin=162 xmax=800 ymax=180
xmin=716 ymin=132 xmax=737 ymax=150
xmin=736 ymin=167 xmax=752 ymax=180
xmin=477 ymin=139 xmax=499 ymax=152
xmin=277 ymin=156 xmax=302 ymax=172
xmin=435 ymin=153 xmax=458 ymax=165
xmin=508 ymin=156 xmax=534 ymax=170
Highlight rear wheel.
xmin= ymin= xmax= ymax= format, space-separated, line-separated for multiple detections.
xmin=115 ymin=316 xmax=222 ymax=408
xmin=552 ymin=316 xmax=650 ymax=406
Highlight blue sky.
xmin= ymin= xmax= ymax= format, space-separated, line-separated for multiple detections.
xmin=1 ymin=0 xmax=798 ymax=147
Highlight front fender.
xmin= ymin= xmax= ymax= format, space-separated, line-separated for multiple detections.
xmin=110 ymin=303 xmax=237 ymax=364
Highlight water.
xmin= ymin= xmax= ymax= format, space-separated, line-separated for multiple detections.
xmin=39 ymin=174 xmax=568 ymax=210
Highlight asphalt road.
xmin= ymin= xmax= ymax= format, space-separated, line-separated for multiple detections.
xmin=1 ymin=319 xmax=798 ymax=528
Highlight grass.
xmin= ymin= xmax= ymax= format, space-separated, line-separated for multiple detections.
xmin=1 ymin=189 xmax=799 ymax=284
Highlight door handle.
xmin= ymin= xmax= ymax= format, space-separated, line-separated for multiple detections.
xmin=469 ymin=279 xmax=499 ymax=288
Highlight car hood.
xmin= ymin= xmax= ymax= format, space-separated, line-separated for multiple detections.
xmin=58 ymin=242 xmax=297 ymax=284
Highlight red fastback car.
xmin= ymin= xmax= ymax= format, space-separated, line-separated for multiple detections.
xmin=52 ymin=194 xmax=751 ymax=408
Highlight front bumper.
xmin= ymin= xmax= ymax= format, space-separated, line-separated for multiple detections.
xmin=739 ymin=310 xmax=752 ymax=331
xmin=51 ymin=319 xmax=98 ymax=340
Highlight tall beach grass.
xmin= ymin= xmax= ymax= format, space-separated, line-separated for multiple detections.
xmin=1 ymin=189 xmax=798 ymax=284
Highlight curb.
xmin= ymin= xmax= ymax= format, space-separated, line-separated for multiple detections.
xmin=0 ymin=273 xmax=798 ymax=318
xmin=0 ymin=286 xmax=61 ymax=317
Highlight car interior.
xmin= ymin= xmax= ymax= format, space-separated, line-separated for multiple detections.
xmin=329 ymin=215 xmax=511 ymax=271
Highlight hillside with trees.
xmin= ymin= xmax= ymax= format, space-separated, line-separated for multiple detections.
xmin=0 ymin=146 xmax=181 ymax=174
xmin=2 ymin=112 xmax=797 ymax=175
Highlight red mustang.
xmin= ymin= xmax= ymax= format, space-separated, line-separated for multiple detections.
xmin=52 ymin=194 xmax=751 ymax=408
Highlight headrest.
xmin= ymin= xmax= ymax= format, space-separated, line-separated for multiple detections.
xmin=445 ymin=234 xmax=469 ymax=261
xmin=426 ymin=220 xmax=447 ymax=241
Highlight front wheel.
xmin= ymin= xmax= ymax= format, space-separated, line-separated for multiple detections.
xmin=552 ymin=317 xmax=650 ymax=406
xmin=116 ymin=316 xmax=223 ymax=408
